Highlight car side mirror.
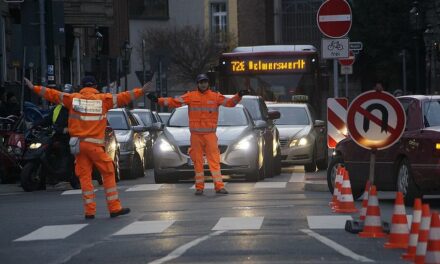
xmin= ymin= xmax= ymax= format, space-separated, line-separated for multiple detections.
xmin=254 ymin=120 xmax=268 ymax=129
xmin=153 ymin=122 xmax=163 ymax=131
xmin=268 ymin=111 xmax=281 ymax=120
xmin=314 ymin=120 xmax=325 ymax=127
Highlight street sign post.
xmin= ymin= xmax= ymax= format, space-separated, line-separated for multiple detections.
xmin=347 ymin=90 xmax=406 ymax=185
xmin=317 ymin=0 xmax=352 ymax=99
xmin=317 ymin=0 xmax=352 ymax=38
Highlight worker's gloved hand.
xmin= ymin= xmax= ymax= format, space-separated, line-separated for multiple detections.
xmin=24 ymin=78 xmax=34 ymax=90
xmin=238 ymin=89 xmax=250 ymax=97
xmin=146 ymin=93 xmax=159 ymax=103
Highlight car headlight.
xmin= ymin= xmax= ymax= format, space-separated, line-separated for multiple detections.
xmin=29 ymin=143 xmax=42 ymax=149
xmin=159 ymin=139 xmax=174 ymax=152
xmin=289 ymin=137 xmax=308 ymax=147
xmin=234 ymin=135 xmax=253 ymax=150
xmin=118 ymin=142 xmax=134 ymax=152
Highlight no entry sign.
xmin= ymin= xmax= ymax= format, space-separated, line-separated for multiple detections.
xmin=339 ymin=51 xmax=355 ymax=66
xmin=317 ymin=0 xmax=352 ymax=38
xmin=347 ymin=91 xmax=406 ymax=150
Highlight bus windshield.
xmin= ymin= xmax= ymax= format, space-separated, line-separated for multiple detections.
xmin=227 ymin=73 xmax=316 ymax=102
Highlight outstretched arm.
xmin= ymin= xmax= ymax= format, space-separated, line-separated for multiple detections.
xmin=147 ymin=92 xmax=191 ymax=108
xmin=24 ymin=78 xmax=72 ymax=108
xmin=217 ymin=89 xmax=249 ymax=107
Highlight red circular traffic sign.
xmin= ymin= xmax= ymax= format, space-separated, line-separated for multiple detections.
xmin=317 ymin=0 xmax=352 ymax=38
xmin=339 ymin=51 xmax=355 ymax=66
xmin=347 ymin=91 xmax=406 ymax=150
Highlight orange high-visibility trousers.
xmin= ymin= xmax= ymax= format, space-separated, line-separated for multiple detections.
xmin=74 ymin=142 xmax=122 ymax=216
xmin=189 ymin=133 xmax=224 ymax=191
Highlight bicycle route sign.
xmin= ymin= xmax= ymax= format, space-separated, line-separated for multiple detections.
xmin=322 ymin=38 xmax=349 ymax=59
xmin=317 ymin=0 xmax=352 ymax=38
xmin=346 ymin=90 xmax=406 ymax=150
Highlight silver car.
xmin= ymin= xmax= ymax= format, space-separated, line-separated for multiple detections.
xmin=153 ymin=105 xmax=266 ymax=183
xmin=267 ymin=103 xmax=327 ymax=172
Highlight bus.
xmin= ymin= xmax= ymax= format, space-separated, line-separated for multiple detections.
xmin=216 ymin=45 xmax=325 ymax=117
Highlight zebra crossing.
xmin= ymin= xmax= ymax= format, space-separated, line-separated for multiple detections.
xmin=13 ymin=214 xmax=351 ymax=243
xmin=60 ymin=174 xmax=307 ymax=195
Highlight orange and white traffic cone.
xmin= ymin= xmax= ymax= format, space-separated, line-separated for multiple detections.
xmin=425 ymin=212 xmax=440 ymax=264
xmin=330 ymin=166 xmax=343 ymax=209
xmin=359 ymin=185 xmax=387 ymax=238
xmin=335 ymin=170 xmax=358 ymax=213
xmin=384 ymin=192 xmax=409 ymax=249
xmin=402 ymin=198 xmax=422 ymax=260
xmin=359 ymin=181 xmax=371 ymax=222
xmin=414 ymin=204 xmax=431 ymax=264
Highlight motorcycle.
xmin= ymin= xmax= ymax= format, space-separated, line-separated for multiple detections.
xmin=20 ymin=127 xmax=80 ymax=192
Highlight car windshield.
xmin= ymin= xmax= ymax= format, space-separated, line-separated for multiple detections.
xmin=168 ymin=107 xmax=248 ymax=127
xmin=132 ymin=111 xmax=153 ymax=126
xmin=268 ymin=106 xmax=310 ymax=125
xmin=239 ymin=99 xmax=263 ymax=120
xmin=107 ymin=111 xmax=129 ymax=130
xmin=424 ymin=100 xmax=440 ymax=127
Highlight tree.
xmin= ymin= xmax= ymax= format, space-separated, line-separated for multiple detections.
xmin=141 ymin=26 xmax=236 ymax=84
xmin=350 ymin=0 xmax=416 ymax=93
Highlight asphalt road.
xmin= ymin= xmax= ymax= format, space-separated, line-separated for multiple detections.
xmin=1 ymin=166 xmax=439 ymax=264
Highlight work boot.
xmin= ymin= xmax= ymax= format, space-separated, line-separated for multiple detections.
xmin=216 ymin=188 xmax=228 ymax=194
xmin=110 ymin=208 xmax=131 ymax=218
xmin=85 ymin=215 xmax=95 ymax=220
xmin=195 ymin=189 xmax=204 ymax=195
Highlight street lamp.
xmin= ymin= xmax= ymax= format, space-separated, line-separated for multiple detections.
xmin=424 ymin=24 xmax=434 ymax=94
xmin=410 ymin=1 xmax=423 ymax=94
xmin=120 ymin=40 xmax=132 ymax=92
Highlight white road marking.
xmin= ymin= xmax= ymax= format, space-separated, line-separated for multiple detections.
xmin=300 ymin=229 xmax=374 ymax=262
xmin=254 ymin=182 xmax=287 ymax=188
xmin=113 ymin=220 xmax=174 ymax=236
xmin=15 ymin=224 xmax=88 ymax=241
xmin=126 ymin=184 xmax=163 ymax=192
xmin=307 ymin=215 xmax=353 ymax=229
xmin=148 ymin=230 xmax=226 ymax=264
xmin=212 ymin=217 xmax=264 ymax=230
xmin=289 ymin=173 xmax=305 ymax=183
xmin=190 ymin=182 xmax=228 ymax=190
xmin=61 ymin=189 xmax=97 ymax=195
xmin=319 ymin=15 xmax=352 ymax=22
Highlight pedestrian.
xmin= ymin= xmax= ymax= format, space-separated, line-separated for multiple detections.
xmin=5 ymin=92 xmax=20 ymax=116
xmin=24 ymin=76 xmax=152 ymax=219
xmin=0 ymin=90 xmax=7 ymax=117
xmin=147 ymin=73 xmax=249 ymax=195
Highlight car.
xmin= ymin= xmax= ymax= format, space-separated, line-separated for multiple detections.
xmin=153 ymin=105 xmax=268 ymax=183
xmin=158 ymin=112 xmax=171 ymax=125
xmin=131 ymin=109 xmax=163 ymax=169
xmin=152 ymin=111 xmax=164 ymax=127
xmin=328 ymin=95 xmax=440 ymax=205
xmin=228 ymin=95 xmax=282 ymax=177
xmin=267 ymin=102 xmax=327 ymax=172
xmin=107 ymin=108 xmax=147 ymax=179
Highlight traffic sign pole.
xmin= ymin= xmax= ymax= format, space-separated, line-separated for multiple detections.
xmin=334 ymin=59 xmax=338 ymax=97
xmin=369 ymin=149 xmax=377 ymax=185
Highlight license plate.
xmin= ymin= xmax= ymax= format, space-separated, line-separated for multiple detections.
xmin=188 ymin=157 xmax=208 ymax=166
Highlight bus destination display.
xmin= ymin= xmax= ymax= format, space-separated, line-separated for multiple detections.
xmin=226 ymin=58 xmax=308 ymax=74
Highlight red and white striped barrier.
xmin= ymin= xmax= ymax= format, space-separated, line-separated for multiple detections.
xmin=327 ymin=98 xmax=348 ymax=148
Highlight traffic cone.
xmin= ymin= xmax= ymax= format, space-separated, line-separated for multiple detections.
xmin=425 ymin=212 xmax=440 ymax=264
xmin=359 ymin=185 xmax=387 ymax=238
xmin=402 ymin=198 xmax=422 ymax=260
xmin=330 ymin=166 xmax=343 ymax=210
xmin=384 ymin=192 xmax=409 ymax=249
xmin=359 ymin=180 xmax=371 ymax=222
xmin=414 ymin=204 xmax=431 ymax=264
xmin=335 ymin=170 xmax=358 ymax=213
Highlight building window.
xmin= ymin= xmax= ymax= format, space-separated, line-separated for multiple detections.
xmin=211 ymin=2 xmax=227 ymax=42
xmin=128 ymin=0 xmax=169 ymax=20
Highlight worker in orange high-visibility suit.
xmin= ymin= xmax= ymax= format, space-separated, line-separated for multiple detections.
xmin=147 ymin=73 xmax=249 ymax=195
xmin=24 ymin=76 xmax=152 ymax=219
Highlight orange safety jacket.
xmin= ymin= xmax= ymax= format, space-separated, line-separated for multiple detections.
xmin=158 ymin=89 xmax=241 ymax=134
xmin=33 ymin=86 xmax=144 ymax=144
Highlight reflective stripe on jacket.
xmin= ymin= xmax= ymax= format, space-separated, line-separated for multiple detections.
xmin=33 ymin=86 xmax=144 ymax=142
xmin=158 ymin=89 xmax=241 ymax=134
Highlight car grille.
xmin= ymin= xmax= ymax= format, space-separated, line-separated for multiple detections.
xmin=279 ymin=138 xmax=290 ymax=148
xmin=179 ymin=145 xmax=228 ymax=155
